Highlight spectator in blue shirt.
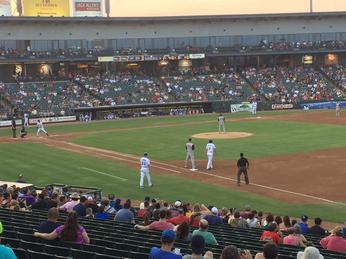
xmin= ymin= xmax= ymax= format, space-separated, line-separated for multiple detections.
xmin=73 ymin=196 xmax=87 ymax=217
xmin=149 ymin=229 xmax=182 ymax=259
xmin=96 ymin=205 xmax=109 ymax=220
xmin=38 ymin=208 xmax=61 ymax=233
xmin=203 ymin=207 xmax=223 ymax=225
xmin=298 ymin=215 xmax=309 ymax=235
xmin=0 ymin=221 xmax=17 ymax=259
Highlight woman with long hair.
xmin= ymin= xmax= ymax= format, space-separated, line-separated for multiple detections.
xmin=34 ymin=211 xmax=90 ymax=244
xmin=175 ymin=221 xmax=192 ymax=242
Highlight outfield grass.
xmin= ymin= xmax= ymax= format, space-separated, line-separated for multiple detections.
xmin=1 ymin=143 xmax=346 ymax=223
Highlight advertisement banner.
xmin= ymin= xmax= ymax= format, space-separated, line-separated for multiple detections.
xmin=230 ymin=102 xmax=252 ymax=113
xmin=0 ymin=0 xmax=11 ymax=16
xmin=29 ymin=116 xmax=77 ymax=124
xmin=23 ymin=0 xmax=70 ymax=17
xmin=0 ymin=119 xmax=22 ymax=127
xmin=73 ymin=0 xmax=103 ymax=17
xmin=189 ymin=53 xmax=206 ymax=59
xmin=300 ymin=101 xmax=346 ymax=110
xmin=271 ymin=103 xmax=294 ymax=110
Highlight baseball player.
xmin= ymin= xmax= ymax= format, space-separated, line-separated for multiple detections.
xmin=252 ymin=100 xmax=258 ymax=115
xmin=206 ymin=139 xmax=216 ymax=170
xmin=185 ymin=138 xmax=197 ymax=171
xmin=336 ymin=102 xmax=341 ymax=118
xmin=24 ymin=113 xmax=29 ymax=127
xmin=218 ymin=114 xmax=226 ymax=134
xmin=36 ymin=119 xmax=49 ymax=137
xmin=139 ymin=152 xmax=153 ymax=188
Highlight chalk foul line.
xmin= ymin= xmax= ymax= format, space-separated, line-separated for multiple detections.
xmin=79 ymin=167 xmax=128 ymax=182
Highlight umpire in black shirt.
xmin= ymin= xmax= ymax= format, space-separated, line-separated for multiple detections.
xmin=11 ymin=119 xmax=16 ymax=138
xmin=237 ymin=153 xmax=250 ymax=185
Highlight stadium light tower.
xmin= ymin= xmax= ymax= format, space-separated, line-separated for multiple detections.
xmin=310 ymin=0 xmax=313 ymax=13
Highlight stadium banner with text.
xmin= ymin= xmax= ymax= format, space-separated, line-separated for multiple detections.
xmin=271 ymin=103 xmax=294 ymax=110
xmin=230 ymin=102 xmax=252 ymax=113
xmin=29 ymin=115 xmax=77 ymax=125
xmin=0 ymin=119 xmax=22 ymax=127
xmin=300 ymin=101 xmax=346 ymax=110
xmin=0 ymin=0 xmax=11 ymax=16
xmin=73 ymin=0 xmax=103 ymax=17
xmin=23 ymin=0 xmax=70 ymax=17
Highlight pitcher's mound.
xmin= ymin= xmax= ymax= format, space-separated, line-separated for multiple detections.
xmin=192 ymin=132 xmax=253 ymax=139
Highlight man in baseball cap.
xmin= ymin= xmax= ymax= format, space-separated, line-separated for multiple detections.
xmin=149 ymin=229 xmax=182 ymax=258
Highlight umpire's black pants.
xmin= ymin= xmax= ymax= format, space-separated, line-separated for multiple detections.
xmin=237 ymin=166 xmax=249 ymax=185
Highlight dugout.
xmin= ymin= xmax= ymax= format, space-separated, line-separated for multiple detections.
xmin=74 ymin=101 xmax=233 ymax=120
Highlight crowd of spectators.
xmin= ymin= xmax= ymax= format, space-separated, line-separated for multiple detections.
xmin=162 ymin=68 xmax=256 ymax=103
xmin=244 ymin=66 xmax=344 ymax=103
xmin=1 ymin=180 xmax=346 ymax=258
xmin=2 ymin=39 xmax=346 ymax=61
xmin=3 ymin=65 xmax=346 ymax=119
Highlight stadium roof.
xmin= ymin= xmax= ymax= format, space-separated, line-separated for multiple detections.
xmin=0 ymin=11 xmax=346 ymax=24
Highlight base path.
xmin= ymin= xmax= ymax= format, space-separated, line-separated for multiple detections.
xmin=192 ymin=132 xmax=253 ymax=139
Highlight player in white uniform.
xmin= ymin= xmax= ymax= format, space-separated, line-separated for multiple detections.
xmin=251 ymin=101 xmax=257 ymax=115
xmin=36 ymin=120 xmax=49 ymax=137
xmin=24 ymin=113 xmax=29 ymax=127
xmin=139 ymin=152 xmax=153 ymax=188
xmin=336 ymin=102 xmax=341 ymax=118
xmin=218 ymin=114 xmax=226 ymax=134
xmin=185 ymin=138 xmax=197 ymax=170
xmin=206 ymin=140 xmax=216 ymax=170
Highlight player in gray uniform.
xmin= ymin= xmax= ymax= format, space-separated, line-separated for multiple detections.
xmin=336 ymin=102 xmax=341 ymax=118
xmin=185 ymin=138 xmax=197 ymax=171
xmin=218 ymin=114 xmax=226 ymax=134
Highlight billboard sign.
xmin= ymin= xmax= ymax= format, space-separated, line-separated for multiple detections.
xmin=230 ymin=102 xmax=252 ymax=113
xmin=0 ymin=0 xmax=11 ymax=16
xmin=73 ymin=0 xmax=102 ymax=17
xmin=23 ymin=0 xmax=70 ymax=17
xmin=300 ymin=101 xmax=346 ymax=110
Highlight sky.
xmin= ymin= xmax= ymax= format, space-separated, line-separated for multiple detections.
xmin=109 ymin=0 xmax=346 ymax=17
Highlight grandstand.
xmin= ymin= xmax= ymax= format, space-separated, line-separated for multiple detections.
xmin=2 ymin=2 xmax=346 ymax=259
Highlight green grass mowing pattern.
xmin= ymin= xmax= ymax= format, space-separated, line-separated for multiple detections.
xmin=72 ymin=119 xmax=346 ymax=160
xmin=1 ymin=143 xmax=346 ymax=223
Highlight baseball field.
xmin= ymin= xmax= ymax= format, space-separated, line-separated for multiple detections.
xmin=1 ymin=110 xmax=346 ymax=223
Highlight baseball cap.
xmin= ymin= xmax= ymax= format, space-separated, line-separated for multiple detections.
xmin=301 ymin=215 xmax=308 ymax=222
xmin=297 ymin=247 xmax=324 ymax=259
xmin=174 ymin=200 xmax=182 ymax=207
xmin=161 ymin=229 xmax=176 ymax=242
xmin=191 ymin=235 xmax=205 ymax=255
xmin=211 ymin=207 xmax=218 ymax=214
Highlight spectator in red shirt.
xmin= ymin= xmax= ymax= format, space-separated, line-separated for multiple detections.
xmin=135 ymin=210 xmax=174 ymax=231
xmin=137 ymin=201 xmax=150 ymax=218
xmin=320 ymin=226 xmax=346 ymax=254
xmin=260 ymin=222 xmax=282 ymax=245
xmin=167 ymin=208 xmax=189 ymax=225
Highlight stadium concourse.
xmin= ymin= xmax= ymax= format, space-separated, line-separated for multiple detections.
xmin=1 ymin=65 xmax=346 ymax=119
xmin=0 ymin=182 xmax=346 ymax=259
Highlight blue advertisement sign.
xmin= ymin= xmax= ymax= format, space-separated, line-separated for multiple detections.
xmin=300 ymin=101 xmax=346 ymax=110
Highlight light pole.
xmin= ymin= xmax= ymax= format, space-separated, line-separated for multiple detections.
xmin=310 ymin=0 xmax=313 ymax=13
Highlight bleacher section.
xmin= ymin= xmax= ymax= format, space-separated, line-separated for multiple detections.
xmin=162 ymin=73 xmax=256 ymax=103
xmin=2 ymin=66 xmax=346 ymax=118
xmin=1 ymin=208 xmax=346 ymax=259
